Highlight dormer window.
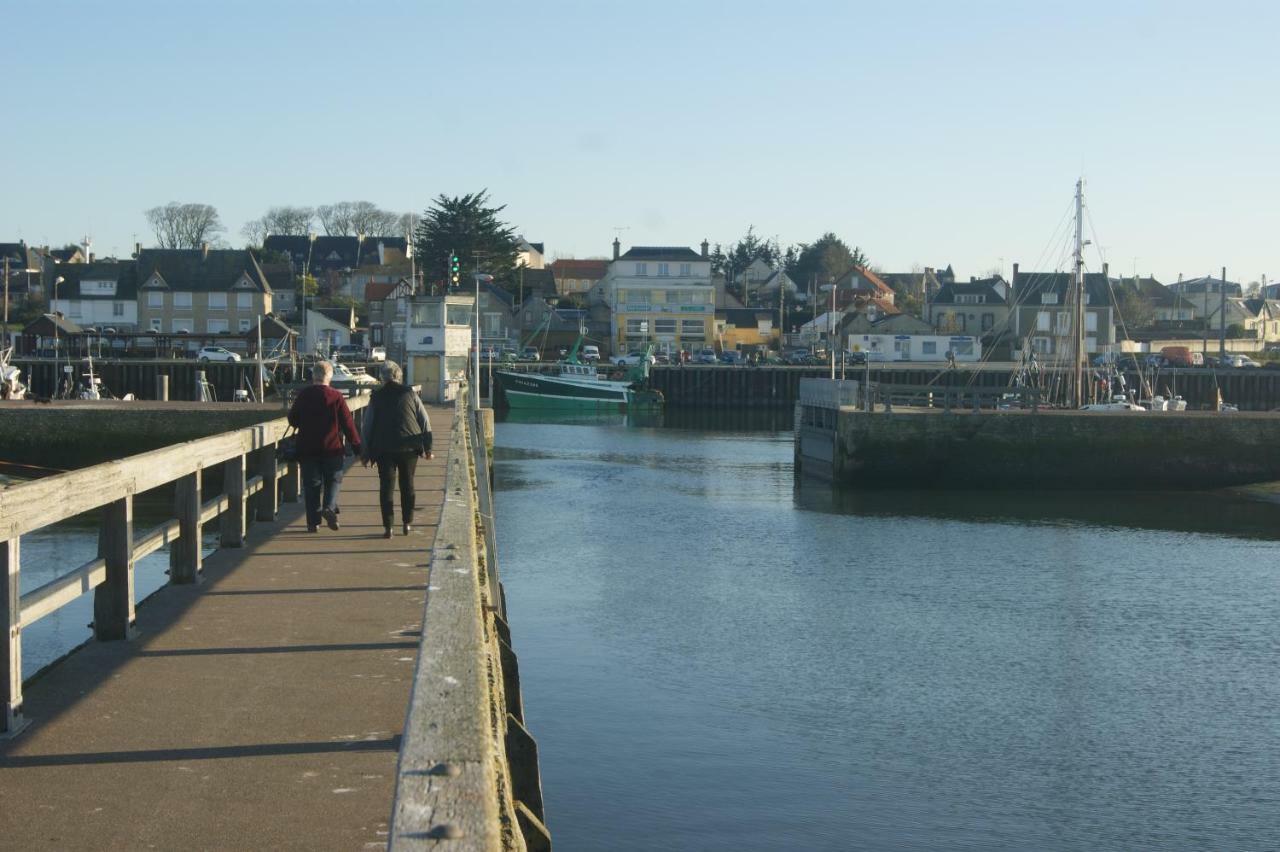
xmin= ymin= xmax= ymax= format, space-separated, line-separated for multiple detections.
xmin=1041 ymin=293 xmax=1059 ymax=305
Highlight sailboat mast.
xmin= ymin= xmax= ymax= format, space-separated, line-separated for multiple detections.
xmin=1073 ymin=179 xmax=1086 ymax=408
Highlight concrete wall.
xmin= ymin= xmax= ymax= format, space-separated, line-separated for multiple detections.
xmin=822 ymin=408 xmax=1280 ymax=489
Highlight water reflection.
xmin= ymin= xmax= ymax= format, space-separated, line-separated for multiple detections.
xmin=496 ymin=405 xmax=794 ymax=433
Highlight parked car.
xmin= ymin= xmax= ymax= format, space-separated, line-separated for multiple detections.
xmin=613 ymin=350 xmax=656 ymax=366
xmin=1160 ymin=346 xmax=1194 ymax=368
xmin=197 ymin=346 xmax=240 ymax=363
xmin=695 ymin=347 xmax=719 ymax=364
xmin=334 ymin=343 xmax=367 ymax=361
xmin=783 ymin=349 xmax=813 ymax=365
xmin=1223 ymin=354 xmax=1261 ymax=368
xmin=837 ymin=350 xmax=867 ymax=365
xmin=519 ymin=346 xmax=541 ymax=362
xmin=480 ymin=345 xmax=500 ymax=361
xmin=580 ymin=344 xmax=601 ymax=363
xmin=719 ymin=350 xmax=746 ymax=365
xmin=368 ymin=346 xmax=387 ymax=362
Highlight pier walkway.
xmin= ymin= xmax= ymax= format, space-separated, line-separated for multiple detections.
xmin=0 ymin=407 xmax=460 ymax=849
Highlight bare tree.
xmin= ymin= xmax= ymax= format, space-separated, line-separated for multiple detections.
xmin=145 ymin=202 xmax=225 ymax=249
xmin=316 ymin=201 xmax=403 ymax=236
xmin=241 ymin=205 xmax=315 ymax=245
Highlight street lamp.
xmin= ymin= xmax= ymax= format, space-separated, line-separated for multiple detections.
xmin=819 ymin=282 xmax=837 ymax=380
xmin=472 ymin=271 xmax=494 ymax=411
xmin=302 ymin=232 xmax=316 ymax=357
xmin=53 ymin=275 xmax=65 ymax=359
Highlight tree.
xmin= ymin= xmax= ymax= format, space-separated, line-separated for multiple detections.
xmin=785 ymin=232 xmax=868 ymax=289
xmin=1226 ymin=323 xmax=1248 ymax=339
xmin=316 ymin=201 xmax=403 ymax=236
xmin=144 ymin=202 xmax=225 ymax=249
xmin=241 ymin=206 xmax=316 ymax=246
xmin=1114 ymin=285 xmax=1155 ymax=329
xmin=722 ymin=227 xmax=782 ymax=282
xmin=412 ymin=191 xmax=519 ymax=292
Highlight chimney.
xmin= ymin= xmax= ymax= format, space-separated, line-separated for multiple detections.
xmin=1011 ymin=263 xmax=1019 ymax=286
xmin=1102 ymin=262 xmax=1109 ymax=278
xmin=133 ymin=242 xmax=141 ymax=258
xmin=88 ymin=252 xmax=94 ymax=263
xmin=700 ymin=239 xmax=709 ymax=259
xmin=970 ymin=276 xmax=976 ymax=283
xmin=612 ymin=238 xmax=620 ymax=261
xmin=201 ymin=242 xmax=210 ymax=260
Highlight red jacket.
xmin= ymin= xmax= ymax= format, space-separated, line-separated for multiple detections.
xmin=287 ymin=384 xmax=362 ymax=459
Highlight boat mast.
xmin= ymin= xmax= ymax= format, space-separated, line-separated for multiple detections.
xmin=1072 ymin=179 xmax=1086 ymax=408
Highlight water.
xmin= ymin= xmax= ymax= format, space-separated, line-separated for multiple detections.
xmin=493 ymin=413 xmax=1280 ymax=851
xmin=14 ymin=489 xmax=218 ymax=676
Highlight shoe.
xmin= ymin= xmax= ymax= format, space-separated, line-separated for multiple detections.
xmin=402 ymin=523 xmax=412 ymax=536
xmin=322 ymin=508 xmax=339 ymax=531
xmin=333 ymin=506 xmax=341 ymax=515
xmin=383 ymin=526 xmax=393 ymax=539
xmin=307 ymin=525 xmax=319 ymax=533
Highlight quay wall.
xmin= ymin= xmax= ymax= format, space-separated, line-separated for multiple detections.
xmin=648 ymin=365 xmax=1280 ymax=411
xmin=808 ymin=408 xmax=1280 ymax=489
xmin=0 ymin=402 xmax=282 ymax=470
xmin=14 ymin=358 xmax=267 ymax=402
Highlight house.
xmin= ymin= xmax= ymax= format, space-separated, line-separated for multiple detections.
xmin=20 ymin=313 xmax=84 ymax=356
xmin=477 ymin=281 xmax=519 ymax=348
xmin=1168 ymin=275 xmax=1242 ymax=299
xmin=841 ymin=311 xmax=931 ymax=338
xmin=735 ymin=259 xmax=800 ymax=307
xmin=46 ymin=261 xmax=140 ymax=330
xmin=301 ymin=306 xmax=356 ymax=355
xmin=876 ymin=267 xmax=948 ymax=305
xmin=367 ymin=278 xmax=414 ymax=351
xmin=259 ymin=262 xmax=296 ymax=314
xmin=136 ymin=247 xmax=273 ymax=336
xmin=928 ymin=276 xmax=1011 ymax=337
xmin=1152 ymin=290 xmax=1200 ymax=323
xmin=263 ymin=235 xmax=410 ymax=274
xmin=603 ymin=239 xmax=715 ymax=351
xmin=849 ymin=329 xmax=982 ymax=363
xmin=715 ymin=309 xmax=776 ymax=351
xmin=0 ymin=241 xmax=45 ymax=294
xmin=515 ymin=268 xmax=557 ymax=306
xmin=401 ymin=294 xmax=476 ymax=403
xmin=516 ymin=237 xmax=546 ymax=270
xmin=1007 ymin=263 xmax=1118 ymax=356
xmin=550 ymin=259 xmax=608 ymax=297
xmin=832 ymin=266 xmax=896 ymax=308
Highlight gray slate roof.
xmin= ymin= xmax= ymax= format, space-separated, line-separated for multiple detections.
xmin=617 ymin=246 xmax=704 ymax=262
xmin=137 ymin=249 xmax=271 ymax=294
xmin=41 ymin=261 xmax=140 ymax=299
xmin=263 ymin=235 xmax=407 ymax=271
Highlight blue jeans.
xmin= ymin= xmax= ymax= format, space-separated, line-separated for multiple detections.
xmin=300 ymin=455 xmax=345 ymax=527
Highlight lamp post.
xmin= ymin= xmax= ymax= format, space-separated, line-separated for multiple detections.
xmin=471 ymin=270 xmax=494 ymax=411
xmin=302 ymin=232 xmax=316 ymax=357
xmin=820 ymin=282 xmax=836 ymax=380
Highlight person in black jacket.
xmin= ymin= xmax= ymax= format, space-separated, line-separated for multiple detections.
xmin=360 ymin=361 xmax=433 ymax=538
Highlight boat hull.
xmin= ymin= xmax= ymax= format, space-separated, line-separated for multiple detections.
xmin=495 ymin=370 xmax=661 ymax=412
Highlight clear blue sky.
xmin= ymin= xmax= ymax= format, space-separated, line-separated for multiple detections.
xmin=4 ymin=0 xmax=1276 ymax=284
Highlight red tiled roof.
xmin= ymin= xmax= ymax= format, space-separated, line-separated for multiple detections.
xmin=550 ymin=259 xmax=608 ymax=279
xmin=365 ymin=281 xmax=399 ymax=302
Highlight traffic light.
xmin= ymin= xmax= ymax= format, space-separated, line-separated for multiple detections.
xmin=449 ymin=252 xmax=460 ymax=288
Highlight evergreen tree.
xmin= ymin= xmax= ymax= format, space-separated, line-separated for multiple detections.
xmin=785 ymin=232 xmax=868 ymax=288
xmin=413 ymin=191 xmax=519 ymax=291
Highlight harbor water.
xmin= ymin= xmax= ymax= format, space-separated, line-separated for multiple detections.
xmin=493 ymin=412 xmax=1280 ymax=851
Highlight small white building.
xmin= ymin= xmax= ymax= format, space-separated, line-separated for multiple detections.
xmin=300 ymin=307 xmax=355 ymax=356
xmin=849 ymin=333 xmax=982 ymax=362
xmin=402 ymin=294 xmax=475 ymax=403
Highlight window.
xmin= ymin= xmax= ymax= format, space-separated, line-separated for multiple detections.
xmin=679 ymin=263 xmax=691 ymax=276
xmin=922 ymin=341 xmax=937 ymax=354
xmin=956 ymin=294 xmax=986 ymax=305
xmin=412 ymin=303 xmax=443 ymax=326
xmin=483 ymin=313 xmax=502 ymax=336
xmin=981 ymin=313 xmax=994 ymax=331
xmin=657 ymin=263 xmax=669 ymax=277
xmin=148 ymin=291 xmax=163 ymax=308
xmin=654 ymin=318 xmax=676 ymax=335
xmin=1036 ymin=311 xmax=1051 ymax=332
xmin=1032 ymin=336 xmax=1052 ymax=354
xmin=626 ymin=319 xmax=649 ymax=335
xmin=893 ymin=339 xmax=908 ymax=354
xmin=635 ymin=263 xmax=648 ymax=276
xmin=681 ymin=319 xmax=704 ymax=335
xmin=952 ymin=340 xmax=975 ymax=356
xmin=207 ymin=319 xmax=229 ymax=334
xmin=446 ymin=305 xmax=472 ymax=326
xmin=237 ymin=292 xmax=252 ymax=309
xmin=1041 ymin=293 xmax=1059 ymax=305
xmin=150 ymin=318 xmax=162 ymax=331
xmin=1085 ymin=312 xmax=1098 ymax=332
xmin=174 ymin=291 xmax=192 ymax=309
xmin=238 ymin=319 xmax=251 ymax=332
xmin=1055 ymin=311 xmax=1071 ymax=334
xmin=208 ymin=292 xmax=227 ymax=310
xmin=113 ymin=302 xmax=125 ymax=317
xmin=621 ymin=289 xmax=650 ymax=305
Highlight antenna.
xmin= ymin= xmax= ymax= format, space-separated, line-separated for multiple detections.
xmin=611 ymin=226 xmax=630 ymax=237
xmin=81 ymin=234 xmax=93 ymax=260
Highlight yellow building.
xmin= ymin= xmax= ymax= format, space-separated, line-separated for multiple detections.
xmin=605 ymin=243 xmax=715 ymax=353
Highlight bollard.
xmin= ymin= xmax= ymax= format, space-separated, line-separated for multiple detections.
xmin=155 ymin=373 xmax=169 ymax=401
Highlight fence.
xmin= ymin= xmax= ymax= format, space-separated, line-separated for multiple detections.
xmin=1 ymin=396 xmax=369 ymax=736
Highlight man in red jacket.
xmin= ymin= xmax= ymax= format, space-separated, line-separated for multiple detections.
xmin=287 ymin=360 xmax=362 ymax=532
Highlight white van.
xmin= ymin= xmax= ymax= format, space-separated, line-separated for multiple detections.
xmin=580 ymin=345 xmax=600 ymax=362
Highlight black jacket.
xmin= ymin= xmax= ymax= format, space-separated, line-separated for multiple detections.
xmin=362 ymin=382 xmax=432 ymax=458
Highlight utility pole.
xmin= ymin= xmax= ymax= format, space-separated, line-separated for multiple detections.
xmin=2 ymin=257 xmax=9 ymax=351
xmin=1072 ymin=178 xmax=1086 ymax=409
xmin=1218 ymin=266 xmax=1228 ymax=358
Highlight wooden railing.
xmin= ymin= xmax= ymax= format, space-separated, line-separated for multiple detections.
xmin=0 ymin=396 xmax=369 ymax=736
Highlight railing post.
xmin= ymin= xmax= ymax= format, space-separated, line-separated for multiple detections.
xmin=256 ymin=445 xmax=278 ymax=522
xmin=94 ymin=496 xmax=136 ymax=641
xmin=171 ymin=469 xmax=202 ymax=584
xmin=282 ymin=460 xmax=300 ymax=503
xmin=221 ymin=454 xmax=246 ymax=548
xmin=2 ymin=537 xmax=26 ymax=736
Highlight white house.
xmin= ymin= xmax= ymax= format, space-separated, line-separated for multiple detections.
xmin=301 ymin=307 xmax=355 ymax=355
xmin=603 ymin=239 xmax=715 ymax=351
xmin=48 ymin=262 xmax=139 ymax=330
xmin=402 ymin=294 xmax=475 ymax=403
xmin=849 ymin=332 xmax=982 ymax=362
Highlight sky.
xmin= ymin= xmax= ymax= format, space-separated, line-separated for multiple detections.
xmin=3 ymin=0 xmax=1277 ymax=285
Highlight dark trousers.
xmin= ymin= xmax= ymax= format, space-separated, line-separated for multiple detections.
xmin=301 ymin=455 xmax=345 ymax=527
xmin=376 ymin=450 xmax=419 ymax=527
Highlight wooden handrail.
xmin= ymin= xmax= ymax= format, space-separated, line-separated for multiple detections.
xmin=1 ymin=395 xmax=370 ymax=735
